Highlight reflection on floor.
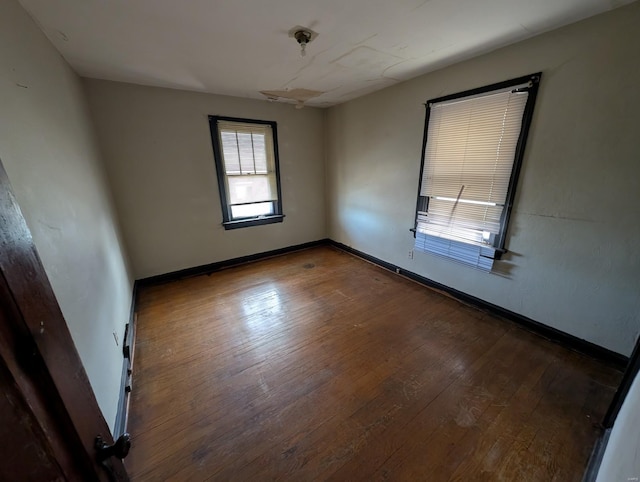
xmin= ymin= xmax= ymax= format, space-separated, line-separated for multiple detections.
xmin=127 ymin=246 xmax=621 ymax=481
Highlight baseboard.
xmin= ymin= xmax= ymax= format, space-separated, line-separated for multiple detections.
xmin=137 ymin=239 xmax=330 ymax=287
xmin=113 ymin=280 xmax=139 ymax=437
xmin=582 ymin=428 xmax=611 ymax=482
xmin=131 ymin=237 xmax=627 ymax=371
xmin=327 ymin=240 xmax=628 ymax=369
xmin=114 ymin=235 xmax=630 ymax=473
xmin=113 ymin=350 xmax=129 ymax=437
xmin=603 ymin=333 xmax=640 ymax=427
xmin=113 ymin=238 xmax=630 ymax=477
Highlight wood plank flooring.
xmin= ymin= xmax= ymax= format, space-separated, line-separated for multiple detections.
xmin=126 ymin=246 xmax=621 ymax=481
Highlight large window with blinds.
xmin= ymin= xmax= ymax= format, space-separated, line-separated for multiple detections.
xmin=209 ymin=116 xmax=284 ymax=229
xmin=414 ymin=73 xmax=541 ymax=270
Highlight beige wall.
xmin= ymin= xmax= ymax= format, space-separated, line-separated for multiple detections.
xmin=4 ymin=0 xmax=636 ymax=441
xmin=0 ymin=0 xmax=133 ymax=431
xmin=84 ymin=80 xmax=326 ymax=279
xmin=326 ymin=2 xmax=640 ymax=356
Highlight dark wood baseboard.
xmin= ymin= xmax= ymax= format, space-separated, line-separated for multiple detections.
xmin=122 ymin=237 xmax=631 ymax=478
xmin=113 ymin=280 xmax=139 ymax=437
xmin=126 ymin=244 xmax=617 ymax=480
xmin=582 ymin=428 xmax=611 ymax=482
xmin=137 ymin=239 xmax=330 ymax=287
xmin=134 ymin=238 xmax=628 ymax=368
xmin=327 ymin=240 xmax=629 ymax=370
xmin=113 ymin=353 xmax=129 ymax=437
xmin=126 ymin=237 xmax=627 ymax=441
xmin=603 ymin=333 xmax=640 ymax=427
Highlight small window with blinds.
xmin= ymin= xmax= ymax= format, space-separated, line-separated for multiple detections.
xmin=414 ymin=73 xmax=541 ymax=270
xmin=209 ymin=116 xmax=284 ymax=229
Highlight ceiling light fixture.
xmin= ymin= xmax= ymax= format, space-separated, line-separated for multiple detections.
xmin=294 ymin=29 xmax=312 ymax=57
xmin=288 ymin=26 xmax=318 ymax=58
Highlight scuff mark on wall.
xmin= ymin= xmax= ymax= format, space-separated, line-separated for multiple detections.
xmin=519 ymin=211 xmax=594 ymax=223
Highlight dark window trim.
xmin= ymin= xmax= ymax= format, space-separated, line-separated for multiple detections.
xmin=413 ymin=72 xmax=542 ymax=258
xmin=208 ymin=115 xmax=284 ymax=230
xmin=222 ymin=214 xmax=285 ymax=230
xmin=496 ymin=74 xmax=541 ymax=249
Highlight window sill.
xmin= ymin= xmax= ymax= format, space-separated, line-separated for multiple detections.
xmin=222 ymin=214 xmax=285 ymax=230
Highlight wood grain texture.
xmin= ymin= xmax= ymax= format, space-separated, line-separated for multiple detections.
xmin=0 ymin=159 xmax=127 ymax=481
xmin=127 ymin=247 xmax=621 ymax=481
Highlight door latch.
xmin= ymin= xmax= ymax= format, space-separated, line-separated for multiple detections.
xmin=95 ymin=433 xmax=131 ymax=462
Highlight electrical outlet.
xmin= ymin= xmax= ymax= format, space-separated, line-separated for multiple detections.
xmin=408 ymin=249 xmax=414 ymax=259
xmin=113 ymin=331 xmax=119 ymax=346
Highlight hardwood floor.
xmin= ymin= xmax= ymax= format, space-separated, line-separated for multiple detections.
xmin=127 ymin=246 xmax=621 ymax=481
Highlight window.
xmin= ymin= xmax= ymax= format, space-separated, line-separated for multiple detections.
xmin=414 ymin=73 xmax=541 ymax=270
xmin=209 ymin=116 xmax=284 ymax=229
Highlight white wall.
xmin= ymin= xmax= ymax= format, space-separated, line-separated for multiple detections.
xmin=326 ymin=2 xmax=640 ymax=356
xmin=83 ymin=79 xmax=326 ymax=279
xmin=0 ymin=0 xmax=133 ymax=432
xmin=596 ymin=368 xmax=640 ymax=481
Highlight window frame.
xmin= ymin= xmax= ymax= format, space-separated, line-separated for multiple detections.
xmin=208 ymin=115 xmax=284 ymax=230
xmin=413 ymin=72 xmax=541 ymax=260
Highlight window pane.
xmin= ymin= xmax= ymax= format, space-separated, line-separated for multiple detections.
xmin=212 ymin=118 xmax=283 ymax=227
xmin=231 ymin=202 xmax=274 ymax=219
xmin=421 ymin=90 xmax=528 ymax=204
xmin=220 ymin=131 xmax=240 ymax=174
xmin=252 ymin=134 xmax=268 ymax=173
xmin=227 ymin=174 xmax=275 ymax=205
xmin=418 ymin=88 xmax=528 ymax=244
xmin=221 ymin=130 xmax=269 ymax=175
xmin=414 ymin=75 xmax=540 ymax=268
xmin=421 ymin=198 xmax=503 ymax=238
xmin=237 ymin=132 xmax=255 ymax=173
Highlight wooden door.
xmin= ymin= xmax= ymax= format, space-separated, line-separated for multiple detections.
xmin=0 ymin=158 xmax=129 ymax=481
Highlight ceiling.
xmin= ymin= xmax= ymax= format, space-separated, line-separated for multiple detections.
xmin=19 ymin=0 xmax=633 ymax=107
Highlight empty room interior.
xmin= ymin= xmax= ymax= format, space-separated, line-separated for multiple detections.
xmin=1 ymin=0 xmax=639 ymax=480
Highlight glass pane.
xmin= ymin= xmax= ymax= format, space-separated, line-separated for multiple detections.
xmin=237 ymin=132 xmax=255 ymax=174
xmin=231 ymin=202 xmax=274 ymax=219
xmin=220 ymin=131 xmax=240 ymax=174
xmin=421 ymin=90 xmax=528 ymax=203
xmin=252 ymin=134 xmax=267 ymax=173
xmin=227 ymin=175 xmax=274 ymax=205
xmin=418 ymin=88 xmax=528 ymax=246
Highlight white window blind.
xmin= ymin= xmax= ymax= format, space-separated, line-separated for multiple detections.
xmin=415 ymin=83 xmax=530 ymax=270
xmin=218 ymin=121 xmax=278 ymax=219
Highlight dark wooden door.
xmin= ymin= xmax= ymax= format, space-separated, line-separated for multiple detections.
xmin=0 ymin=158 xmax=129 ymax=481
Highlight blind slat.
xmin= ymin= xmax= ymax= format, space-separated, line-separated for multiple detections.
xmin=415 ymin=86 xmax=529 ymax=269
xmin=218 ymin=121 xmax=273 ymax=176
xmin=218 ymin=121 xmax=276 ymax=210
